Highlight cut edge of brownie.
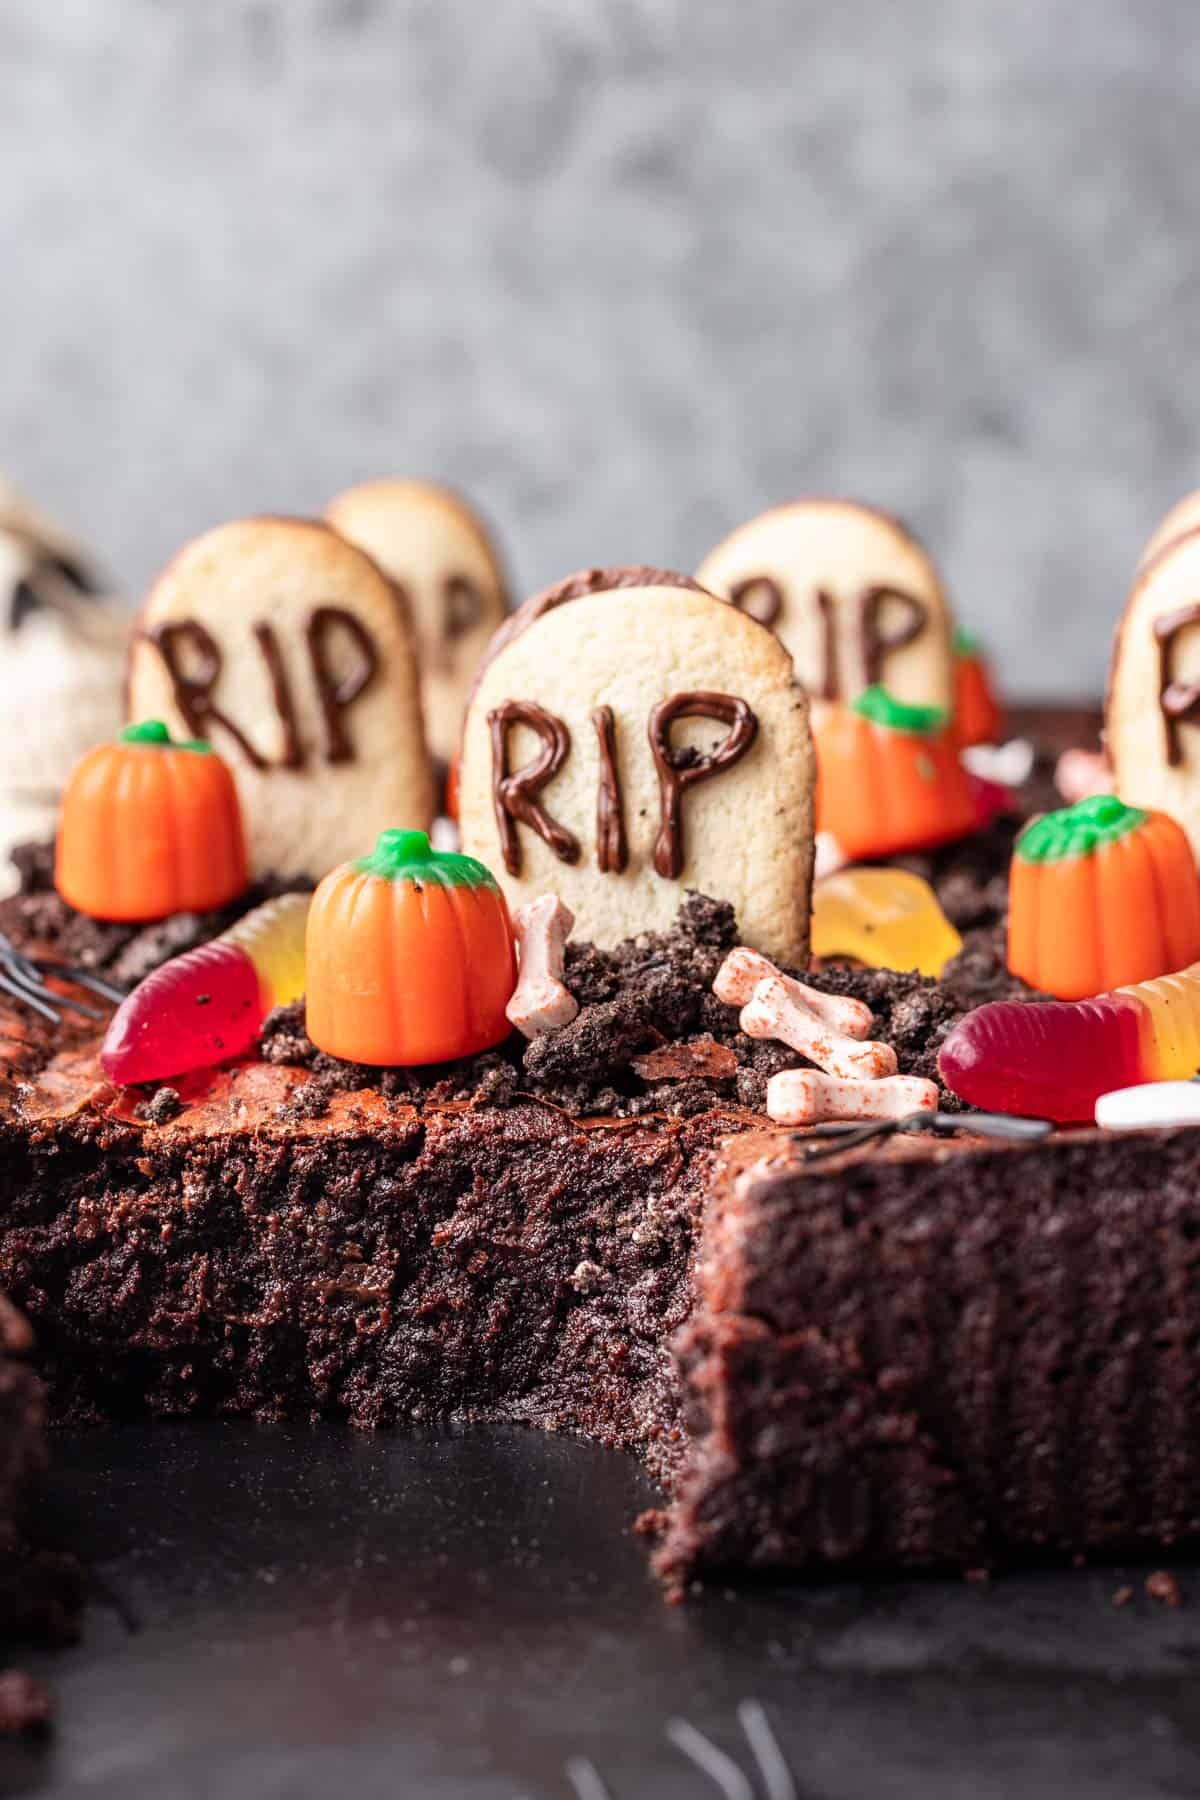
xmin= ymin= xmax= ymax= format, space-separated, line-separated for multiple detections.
xmin=649 ymin=1124 xmax=1200 ymax=1592
xmin=0 ymin=1075 xmax=752 ymax=1494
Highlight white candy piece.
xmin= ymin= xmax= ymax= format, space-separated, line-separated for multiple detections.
xmin=712 ymin=946 xmax=873 ymax=1039
xmin=1094 ymin=1081 xmax=1200 ymax=1131
xmin=767 ymin=1069 xmax=938 ymax=1126
xmin=740 ymin=976 xmax=897 ymax=1081
xmin=813 ymin=830 xmax=849 ymax=881
xmin=1055 ymin=747 xmax=1113 ymax=806
xmin=961 ymin=737 xmax=1035 ymax=789
xmin=505 ymin=894 xmax=579 ymax=1040
xmin=430 ymin=815 xmax=461 ymax=854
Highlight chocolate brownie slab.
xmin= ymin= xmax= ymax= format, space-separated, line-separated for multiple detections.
xmin=652 ymin=1125 xmax=1200 ymax=1588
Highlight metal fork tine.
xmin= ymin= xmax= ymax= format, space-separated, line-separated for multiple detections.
xmin=0 ymin=967 xmax=59 ymax=1023
xmin=0 ymin=957 xmax=103 ymax=1018
xmin=0 ymin=932 xmax=42 ymax=985
xmin=35 ymin=962 xmax=126 ymax=1004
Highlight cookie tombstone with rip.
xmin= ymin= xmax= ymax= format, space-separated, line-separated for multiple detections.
xmin=697 ymin=498 xmax=955 ymax=717
xmin=1108 ymin=525 xmax=1200 ymax=860
xmin=127 ymin=516 xmax=433 ymax=880
xmin=458 ymin=567 xmax=815 ymax=965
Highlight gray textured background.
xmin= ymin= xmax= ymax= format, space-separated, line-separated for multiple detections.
xmin=3 ymin=0 xmax=1198 ymax=696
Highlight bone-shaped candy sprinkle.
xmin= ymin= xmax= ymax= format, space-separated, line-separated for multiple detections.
xmin=740 ymin=975 xmax=897 ymax=1081
xmin=767 ymin=1069 xmax=938 ymax=1126
xmin=712 ymin=946 xmax=873 ymax=1040
xmin=505 ymin=894 xmax=579 ymax=1039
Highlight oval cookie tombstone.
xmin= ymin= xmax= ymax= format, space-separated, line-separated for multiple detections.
xmin=1138 ymin=489 xmax=1200 ymax=570
xmin=1108 ymin=525 xmax=1200 ymax=857
xmin=127 ymin=517 xmax=433 ymax=880
xmin=697 ymin=498 xmax=955 ymax=715
xmin=458 ymin=568 xmax=815 ymax=964
xmin=325 ymin=480 xmax=507 ymax=766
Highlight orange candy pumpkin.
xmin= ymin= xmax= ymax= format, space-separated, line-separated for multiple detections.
xmin=56 ymin=720 xmax=248 ymax=922
xmin=1008 ymin=794 xmax=1200 ymax=999
xmin=306 ymin=828 xmax=517 ymax=1065
xmin=952 ymin=629 xmax=1003 ymax=747
xmin=444 ymin=753 xmax=460 ymax=823
xmin=814 ymin=686 xmax=976 ymax=860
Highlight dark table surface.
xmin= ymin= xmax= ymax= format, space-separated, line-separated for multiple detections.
xmin=1 ymin=1420 xmax=1197 ymax=1799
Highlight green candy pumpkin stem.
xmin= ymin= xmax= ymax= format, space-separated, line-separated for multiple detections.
xmin=119 ymin=719 xmax=213 ymax=754
xmin=1016 ymin=793 xmax=1148 ymax=864
xmin=353 ymin=827 xmax=499 ymax=890
xmin=851 ymin=684 xmax=947 ymax=738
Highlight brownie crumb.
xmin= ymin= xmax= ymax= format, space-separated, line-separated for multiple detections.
xmin=0 ymin=1669 xmax=53 ymax=1736
xmin=1145 ymin=1570 xmax=1181 ymax=1608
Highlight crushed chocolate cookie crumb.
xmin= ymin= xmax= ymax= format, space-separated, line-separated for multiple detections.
xmin=260 ymin=888 xmax=1009 ymax=1118
xmin=261 ymin=1001 xmax=315 ymax=1067
xmin=8 ymin=840 xmax=58 ymax=895
xmin=13 ymin=815 xmax=1028 ymax=1125
xmin=3 ymin=839 xmax=311 ymax=985
xmin=473 ymin=1058 xmax=520 ymax=1108
xmin=277 ymin=1079 xmax=332 ymax=1122
xmin=560 ymin=940 xmax=619 ymax=1006
xmin=137 ymin=1086 xmax=183 ymax=1125
xmin=941 ymin=928 xmax=1034 ymax=1010
xmin=895 ymin=818 xmax=1021 ymax=932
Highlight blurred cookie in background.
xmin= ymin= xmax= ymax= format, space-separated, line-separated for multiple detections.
xmin=325 ymin=480 xmax=508 ymax=768
xmin=0 ymin=480 xmax=128 ymax=894
xmin=697 ymin=497 xmax=956 ymax=718
xmin=1138 ymin=487 xmax=1200 ymax=569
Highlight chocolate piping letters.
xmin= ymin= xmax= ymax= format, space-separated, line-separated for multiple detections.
xmin=145 ymin=621 xmax=270 ymax=769
xmin=1155 ymin=602 xmax=1200 ymax=766
xmin=435 ymin=575 xmax=486 ymax=673
xmin=444 ymin=574 xmax=485 ymax=641
xmin=253 ymin=622 xmax=303 ymax=769
xmin=729 ymin=575 xmax=783 ymax=630
xmin=648 ymin=691 xmax=759 ymax=880
xmin=591 ymin=705 xmax=628 ymax=874
xmin=489 ymin=700 xmax=580 ymax=876
xmin=305 ymin=606 xmax=379 ymax=764
xmin=859 ymin=586 xmax=927 ymax=689
xmin=815 ymin=587 xmax=838 ymax=700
